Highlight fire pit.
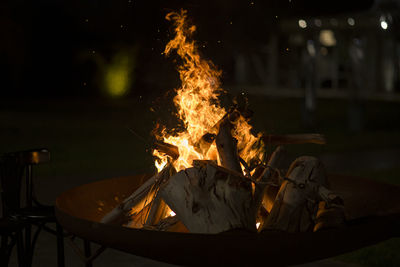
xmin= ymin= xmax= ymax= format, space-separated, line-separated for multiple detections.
xmin=55 ymin=174 xmax=400 ymax=266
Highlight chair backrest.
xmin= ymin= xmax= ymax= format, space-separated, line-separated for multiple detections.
xmin=0 ymin=148 xmax=50 ymax=216
xmin=0 ymin=153 xmax=25 ymax=216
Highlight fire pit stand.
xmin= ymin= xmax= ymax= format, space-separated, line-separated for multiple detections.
xmin=56 ymin=174 xmax=400 ymax=266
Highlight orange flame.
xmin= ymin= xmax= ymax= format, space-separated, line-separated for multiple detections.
xmin=153 ymin=10 xmax=264 ymax=173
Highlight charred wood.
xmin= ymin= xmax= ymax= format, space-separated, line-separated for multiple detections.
xmin=216 ymin=115 xmax=242 ymax=174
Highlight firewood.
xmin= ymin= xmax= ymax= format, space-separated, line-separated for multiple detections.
xmin=144 ymin=196 xmax=170 ymax=226
xmin=149 ymin=216 xmax=190 ymax=232
xmin=262 ymin=133 xmax=326 ymax=145
xmin=124 ymin=202 xmax=152 ymax=228
xmin=159 ymin=160 xmax=257 ymax=233
xmin=313 ymin=201 xmax=346 ymax=232
xmin=194 ymin=133 xmax=216 ymax=155
xmin=154 ymin=141 xmax=179 ymax=160
xmin=263 ymin=156 xmax=327 ymax=232
xmin=193 ymin=108 xmax=240 ymax=155
xmin=253 ymin=146 xmax=286 ymax=212
xmin=215 ymin=114 xmax=243 ymax=174
xmin=101 ymin=165 xmax=175 ymax=225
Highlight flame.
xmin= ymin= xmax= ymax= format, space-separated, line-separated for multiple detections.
xmin=153 ymin=10 xmax=264 ymax=172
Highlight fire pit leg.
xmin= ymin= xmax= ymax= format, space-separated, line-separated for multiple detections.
xmin=66 ymin=235 xmax=107 ymax=267
xmin=84 ymin=240 xmax=92 ymax=267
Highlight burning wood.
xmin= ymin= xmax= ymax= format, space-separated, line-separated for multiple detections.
xmin=101 ymin=165 xmax=175 ymax=226
xmin=160 ymin=160 xmax=256 ymax=233
xmin=102 ymin=9 xmax=344 ymax=235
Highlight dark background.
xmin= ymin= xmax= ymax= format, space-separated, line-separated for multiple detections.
xmin=2 ymin=1 xmax=400 ymax=266
xmin=0 ymin=0 xmax=374 ymax=98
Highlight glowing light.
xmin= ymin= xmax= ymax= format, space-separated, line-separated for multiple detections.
xmin=381 ymin=20 xmax=388 ymax=30
xmin=298 ymin=19 xmax=307 ymax=29
xmin=319 ymin=30 xmax=336 ymax=47
xmin=256 ymin=222 xmax=260 ymax=229
xmin=104 ymin=50 xmax=135 ymax=98
xmin=170 ymin=210 xmax=176 ymax=217
xmin=347 ymin=17 xmax=355 ymax=26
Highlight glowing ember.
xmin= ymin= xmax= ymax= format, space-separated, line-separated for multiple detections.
xmin=153 ymin=10 xmax=264 ymax=172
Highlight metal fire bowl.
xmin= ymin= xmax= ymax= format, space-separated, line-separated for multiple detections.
xmin=56 ymin=174 xmax=400 ymax=266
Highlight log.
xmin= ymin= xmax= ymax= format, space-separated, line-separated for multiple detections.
xmin=313 ymin=201 xmax=346 ymax=232
xmin=101 ymin=165 xmax=175 ymax=225
xmin=144 ymin=196 xmax=170 ymax=226
xmin=193 ymin=108 xmax=240 ymax=155
xmin=194 ymin=133 xmax=216 ymax=155
xmin=159 ymin=160 xmax=257 ymax=233
xmin=263 ymin=156 xmax=327 ymax=232
xmin=142 ymin=216 xmax=189 ymax=232
xmin=154 ymin=141 xmax=179 ymax=160
xmin=262 ymin=133 xmax=326 ymax=145
xmin=124 ymin=202 xmax=152 ymax=228
xmin=253 ymin=146 xmax=286 ymax=212
xmin=215 ymin=115 xmax=243 ymax=174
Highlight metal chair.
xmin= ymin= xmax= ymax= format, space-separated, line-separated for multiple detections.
xmin=0 ymin=149 xmax=65 ymax=267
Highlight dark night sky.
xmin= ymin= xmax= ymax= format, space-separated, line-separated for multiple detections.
xmin=0 ymin=0 xmax=374 ymax=98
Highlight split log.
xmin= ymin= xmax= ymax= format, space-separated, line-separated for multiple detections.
xmin=262 ymin=133 xmax=326 ymax=145
xmin=258 ymin=146 xmax=286 ymax=184
xmin=146 ymin=216 xmax=189 ymax=233
xmin=253 ymin=146 xmax=286 ymax=212
xmin=313 ymin=201 xmax=346 ymax=232
xmin=193 ymin=108 xmax=240 ymax=155
xmin=194 ymin=133 xmax=216 ymax=155
xmin=263 ymin=156 xmax=328 ymax=232
xmin=215 ymin=114 xmax=242 ymax=174
xmin=159 ymin=160 xmax=257 ymax=233
xmin=124 ymin=202 xmax=152 ymax=229
xmin=101 ymin=165 xmax=175 ymax=225
xmin=144 ymin=196 xmax=170 ymax=226
xmin=154 ymin=141 xmax=179 ymax=160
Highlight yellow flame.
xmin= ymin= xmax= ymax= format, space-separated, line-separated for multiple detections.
xmin=153 ymin=10 xmax=264 ymax=172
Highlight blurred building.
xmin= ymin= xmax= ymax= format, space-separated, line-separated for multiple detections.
xmin=233 ymin=0 xmax=400 ymax=102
